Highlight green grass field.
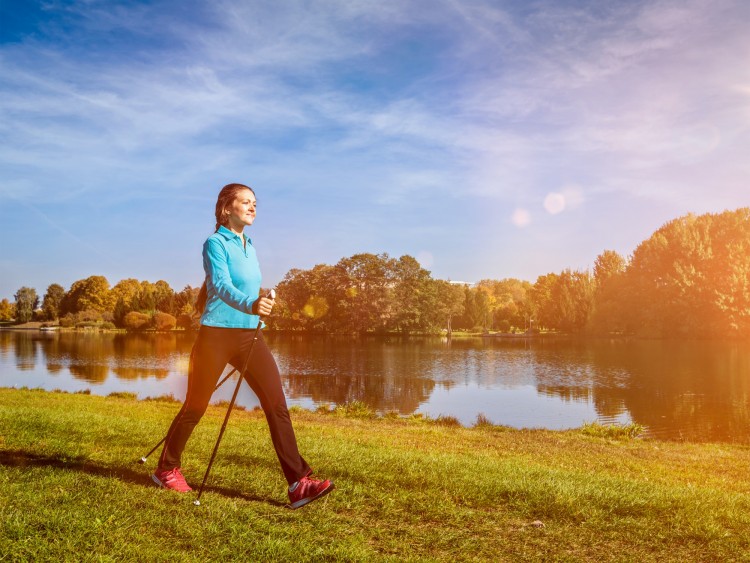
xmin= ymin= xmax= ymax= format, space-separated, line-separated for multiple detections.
xmin=1 ymin=387 xmax=749 ymax=562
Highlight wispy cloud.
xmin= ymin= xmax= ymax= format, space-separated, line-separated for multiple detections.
xmin=1 ymin=0 xmax=748 ymax=296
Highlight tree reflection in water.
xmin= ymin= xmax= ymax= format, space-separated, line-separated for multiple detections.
xmin=2 ymin=331 xmax=750 ymax=442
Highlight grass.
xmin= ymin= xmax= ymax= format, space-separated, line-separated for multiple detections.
xmin=1 ymin=388 xmax=750 ymax=561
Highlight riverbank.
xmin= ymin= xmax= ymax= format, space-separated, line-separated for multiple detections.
xmin=1 ymin=388 xmax=749 ymax=561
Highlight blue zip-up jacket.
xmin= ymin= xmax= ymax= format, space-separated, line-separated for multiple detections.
xmin=200 ymin=225 xmax=262 ymax=329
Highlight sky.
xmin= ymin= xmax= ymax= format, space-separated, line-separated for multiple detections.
xmin=1 ymin=0 xmax=749 ymax=300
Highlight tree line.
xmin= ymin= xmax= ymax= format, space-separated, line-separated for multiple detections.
xmin=2 ymin=208 xmax=748 ymax=338
xmin=1 ymin=278 xmax=199 ymax=331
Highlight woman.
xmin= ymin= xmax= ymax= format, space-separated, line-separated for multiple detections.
xmin=153 ymin=183 xmax=334 ymax=509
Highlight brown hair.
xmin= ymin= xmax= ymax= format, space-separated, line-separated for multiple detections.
xmin=196 ymin=183 xmax=256 ymax=316
xmin=214 ymin=183 xmax=255 ymax=231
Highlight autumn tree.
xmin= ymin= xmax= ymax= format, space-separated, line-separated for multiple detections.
xmin=626 ymin=209 xmax=750 ymax=337
xmin=0 ymin=298 xmax=15 ymax=322
xmin=41 ymin=283 xmax=66 ymax=321
xmin=60 ymin=275 xmax=112 ymax=315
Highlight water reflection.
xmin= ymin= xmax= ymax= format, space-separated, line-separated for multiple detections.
xmin=2 ymin=330 xmax=750 ymax=443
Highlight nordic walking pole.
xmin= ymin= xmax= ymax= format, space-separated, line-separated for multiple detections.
xmin=193 ymin=289 xmax=275 ymax=506
xmin=137 ymin=368 xmax=239 ymax=464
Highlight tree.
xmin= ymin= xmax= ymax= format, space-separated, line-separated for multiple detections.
xmin=335 ymin=253 xmax=395 ymax=333
xmin=529 ymin=273 xmax=559 ymax=331
xmin=61 ymin=276 xmax=112 ymax=315
xmin=153 ymin=280 xmax=175 ymax=314
xmin=41 ymin=283 xmax=66 ymax=321
xmin=590 ymin=251 xmax=628 ymax=334
xmin=593 ymin=250 xmax=627 ymax=286
xmin=14 ymin=287 xmax=38 ymax=323
xmin=111 ymin=278 xmax=141 ymax=309
xmin=432 ymin=281 xmax=466 ymax=335
xmin=391 ymin=255 xmax=436 ymax=333
xmin=463 ymin=286 xmax=490 ymax=331
xmin=626 ymin=209 xmax=750 ymax=337
xmin=550 ymin=269 xmax=595 ymax=332
xmin=0 ymin=298 xmax=15 ymax=322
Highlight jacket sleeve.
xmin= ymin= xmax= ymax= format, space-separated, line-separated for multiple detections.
xmin=203 ymin=237 xmax=257 ymax=314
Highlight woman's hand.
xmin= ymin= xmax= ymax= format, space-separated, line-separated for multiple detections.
xmin=253 ymin=296 xmax=275 ymax=317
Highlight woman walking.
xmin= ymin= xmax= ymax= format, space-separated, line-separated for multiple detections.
xmin=152 ymin=183 xmax=334 ymax=509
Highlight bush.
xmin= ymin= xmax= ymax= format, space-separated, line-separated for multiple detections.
xmin=123 ymin=311 xmax=150 ymax=331
xmin=59 ymin=314 xmax=76 ymax=328
xmin=78 ymin=309 xmax=103 ymax=322
xmin=152 ymin=312 xmax=176 ymax=331
xmin=177 ymin=313 xmax=191 ymax=329
xmin=100 ymin=321 xmax=116 ymax=330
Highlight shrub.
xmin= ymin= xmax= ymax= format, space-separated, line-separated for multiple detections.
xmin=434 ymin=415 xmax=462 ymax=427
xmin=176 ymin=313 xmax=193 ymax=330
xmin=334 ymin=401 xmax=375 ymax=418
xmin=107 ymin=391 xmax=137 ymax=400
xmin=123 ymin=311 xmax=150 ymax=331
xmin=78 ymin=309 xmax=103 ymax=322
xmin=474 ymin=413 xmax=494 ymax=427
xmin=59 ymin=314 xmax=76 ymax=328
xmin=100 ymin=321 xmax=116 ymax=330
xmin=152 ymin=312 xmax=177 ymax=331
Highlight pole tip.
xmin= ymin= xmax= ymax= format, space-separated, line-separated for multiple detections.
xmin=193 ymin=499 xmax=201 ymax=506
xmin=138 ymin=457 xmax=147 ymax=464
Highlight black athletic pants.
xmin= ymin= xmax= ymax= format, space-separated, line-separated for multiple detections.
xmin=158 ymin=326 xmax=311 ymax=485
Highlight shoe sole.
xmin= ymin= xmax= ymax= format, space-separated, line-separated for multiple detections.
xmin=286 ymin=482 xmax=335 ymax=510
xmin=151 ymin=473 xmax=192 ymax=493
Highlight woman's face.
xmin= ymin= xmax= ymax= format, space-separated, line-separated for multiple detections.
xmin=226 ymin=188 xmax=257 ymax=230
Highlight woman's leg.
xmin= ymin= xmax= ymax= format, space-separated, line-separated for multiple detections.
xmin=232 ymin=331 xmax=311 ymax=485
xmin=158 ymin=327 xmax=234 ymax=470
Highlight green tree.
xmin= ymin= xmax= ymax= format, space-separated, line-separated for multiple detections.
xmin=41 ymin=283 xmax=66 ymax=321
xmin=463 ymin=286 xmax=490 ymax=331
xmin=590 ymin=250 xmax=628 ymax=334
xmin=153 ymin=280 xmax=175 ymax=314
xmin=550 ymin=269 xmax=595 ymax=332
xmin=391 ymin=255 xmax=436 ymax=333
xmin=174 ymin=285 xmax=199 ymax=316
xmin=432 ymin=281 xmax=466 ymax=335
xmin=336 ymin=253 xmax=394 ymax=333
xmin=274 ymin=264 xmax=340 ymax=331
xmin=529 ymin=273 xmax=559 ymax=331
xmin=13 ymin=287 xmax=39 ymax=323
xmin=134 ymin=281 xmax=156 ymax=312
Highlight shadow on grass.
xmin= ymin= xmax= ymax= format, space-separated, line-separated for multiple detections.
xmin=0 ymin=448 xmax=286 ymax=507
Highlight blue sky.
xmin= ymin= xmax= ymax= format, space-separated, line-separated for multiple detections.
xmin=1 ymin=0 xmax=749 ymax=299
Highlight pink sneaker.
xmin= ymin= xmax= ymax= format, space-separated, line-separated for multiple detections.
xmin=287 ymin=475 xmax=335 ymax=509
xmin=152 ymin=467 xmax=193 ymax=493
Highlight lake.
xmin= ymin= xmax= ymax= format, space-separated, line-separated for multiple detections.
xmin=2 ymin=329 xmax=749 ymax=443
